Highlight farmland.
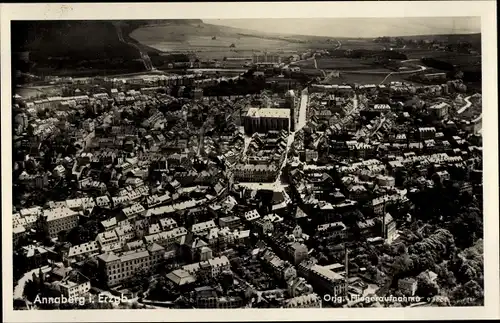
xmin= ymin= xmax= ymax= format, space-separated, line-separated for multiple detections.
xmin=294 ymin=57 xmax=385 ymax=71
xmin=15 ymin=85 xmax=63 ymax=100
xmin=130 ymin=22 xmax=317 ymax=60
xmin=320 ymin=72 xmax=420 ymax=85
xmin=336 ymin=39 xmax=386 ymax=50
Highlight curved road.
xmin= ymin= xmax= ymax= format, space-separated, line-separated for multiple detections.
xmin=114 ymin=23 xmax=156 ymax=72
xmin=304 ymin=41 xmax=425 ymax=85
xmin=345 ymin=64 xmax=427 ymax=76
xmin=457 ymin=95 xmax=473 ymax=114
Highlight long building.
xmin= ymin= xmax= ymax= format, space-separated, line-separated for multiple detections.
xmin=252 ymin=52 xmax=281 ymax=64
xmin=42 ymin=207 xmax=79 ymax=238
xmin=233 ymin=164 xmax=279 ymax=182
xmin=97 ymin=243 xmax=165 ymax=287
xmin=243 ymin=108 xmax=290 ymax=134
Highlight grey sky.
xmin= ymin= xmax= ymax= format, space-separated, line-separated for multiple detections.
xmin=204 ymin=17 xmax=481 ymax=38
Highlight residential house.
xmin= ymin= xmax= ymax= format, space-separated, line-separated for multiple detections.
xmin=284 ymin=293 xmax=322 ymax=308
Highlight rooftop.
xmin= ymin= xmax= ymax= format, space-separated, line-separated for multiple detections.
xmin=247 ymin=107 xmax=291 ymax=119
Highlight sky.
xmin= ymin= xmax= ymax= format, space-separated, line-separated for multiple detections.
xmin=204 ymin=17 xmax=481 ymax=38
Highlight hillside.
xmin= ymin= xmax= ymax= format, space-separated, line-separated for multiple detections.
xmin=11 ymin=20 xmax=202 ymax=78
xmin=11 ymin=19 xmax=482 ymax=79
xmin=399 ymin=33 xmax=481 ymax=45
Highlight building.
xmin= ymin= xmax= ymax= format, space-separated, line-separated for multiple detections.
xmin=21 ymin=245 xmax=51 ymax=270
xmin=243 ymin=108 xmax=290 ymax=134
xmin=284 ymin=293 xmax=322 ymax=308
xmin=66 ymin=241 xmax=100 ymax=263
xmin=166 ymin=269 xmax=196 ymax=286
xmin=381 ymin=213 xmax=397 ymax=244
xmin=13 ymin=225 xmax=26 ymax=246
xmin=95 ymin=195 xmax=111 ymax=209
xmin=122 ymin=203 xmax=146 ymax=220
xmin=317 ymin=222 xmax=348 ymax=240
xmin=144 ymin=226 xmax=188 ymax=248
xmin=191 ymin=220 xmax=217 ymax=236
xmin=42 ymin=207 xmax=79 ymax=238
xmin=356 ymin=219 xmax=377 ymax=238
xmin=218 ymin=216 xmax=241 ymax=230
xmin=243 ymin=209 xmax=261 ymax=222
xmin=376 ymin=175 xmax=396 ymax=187
xmin=419 ymin=127 xmax=436 ymax=140
xmin=254 ymin=218 xmax=274 ymax=235
xmin=96 ymin=230 xmax=121 ymax=252
xmin=193 ymin=88 xmax=204 ymax=100
xmin=178 ymin=255 xmax=231 ymax=279
xmin=262 ymin=249 xmax=297 ymax=282
xmin=303 ymin=263 xmax=346 ymax=297
xmin=287 ymin=276 xmax=314 ymax=297
xmin=285 ymin=90 xmax=297 ymax=131
xmin=97 ymin=243 xmax=165 ymax=287
xmin=252 ymin=52 xmax=281 ymax=64
xmin=398 ymin=277 xmax=418 ymax=296
xmin=193 ymin=286 xmax=245 ymax=308
xmin=59 ymin=271 xmax=91 ymax=298
xmin=286 ymin=242 xmax=309 ymax=265
xmin=233 ymin=164 xmax=279 ymax=183
xmin=428 ymin=102 xmax=450 ymax=119
xmin=115 ymin=224 xmax=136 ymax=243
xmin=433 ymin=170 xmax=451 ymax=183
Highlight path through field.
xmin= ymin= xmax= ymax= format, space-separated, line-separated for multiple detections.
xmin=114 ymin=22 xmax=155 ymax=71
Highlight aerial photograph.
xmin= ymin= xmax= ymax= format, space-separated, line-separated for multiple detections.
xmin=10 ymin=17 xmax=483 ymax=310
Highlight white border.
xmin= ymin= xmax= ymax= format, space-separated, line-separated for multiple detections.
xmin=1 ymin=1 xmax=498 ymax=322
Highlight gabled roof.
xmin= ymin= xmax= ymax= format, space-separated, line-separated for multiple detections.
xmin=97 ymin=252 xmax=119 ymax=263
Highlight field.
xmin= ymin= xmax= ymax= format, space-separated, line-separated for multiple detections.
xmin=323 ymin=72 xmax=419 ymax=85
xmin=15 ymin=86 xmax=63 ymax=99
xmin=295 ymin=57 xmax=386 ymax=71
xmin=130 ymin=22 xmax=315 ymax=60
xmin=337 ymin=39 xmax=386 ymax=50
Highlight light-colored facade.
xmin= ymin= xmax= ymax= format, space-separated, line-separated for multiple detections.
xmin=97 ymin=243 xmax=165 ymax=287
xmin=244 ymin=108 xmax=290 ymax=134
xmin=43 ymin=207 xmax=79 ymax=238
xmin=287 ymin=242 xmax=309 ymax=265
xmin=429 ymin=102 xmax=450 ymax=119
xmin=233 ymin=164 xmax=279 ymax=182
xmin=307 ymin=264 xmax=346 ymax=297
xmin=284 ymin=293 xmax=322 ymax=308
xmin=66 ymin=241 xmax=100 ymax=262
xmin=59 ymin=272 xmax=91 ymax=298
xmin=398 ymin=277 xmax=418 ymax=296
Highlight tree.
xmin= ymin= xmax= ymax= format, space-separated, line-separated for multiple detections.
xmin=392 ymin=254 xmax=414 ymax=275
xmin=148 ymin=277 xmax=180 ymax=302
xmin=220 ymin=271 xmax=234 ymax=293
xmin=127 ymin=268 xmax=150 ymax=292
xmin=66 ymin=220 xmax=100 ymax=245
xmin=37 ymin=285 xmax=64 ymax=309
xmin=13 ymin=250 xmax=28 ymax=282
xmin=416 ymin=271 xmax=439 ymax=298
xmin=450 ymin=280 xmax=483 ymax=306
xmin=23 ymin=279 xmax=40 ymax=302
xmin=85 ymin=300 xmax=114 ymax=309
xmin=448 ymin=208 xmax=482 ymax=249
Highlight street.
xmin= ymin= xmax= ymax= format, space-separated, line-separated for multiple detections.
xmin=296 ymin=88 xmax=309 ymax=131
xmin=114 ymin=22 xmax=155 ymax=71
xmin=457 ymin=96 xmax=473 ymax=114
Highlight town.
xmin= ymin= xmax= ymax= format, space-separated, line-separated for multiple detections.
xmin=11 ymin=21 xmax=483 ymax=310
